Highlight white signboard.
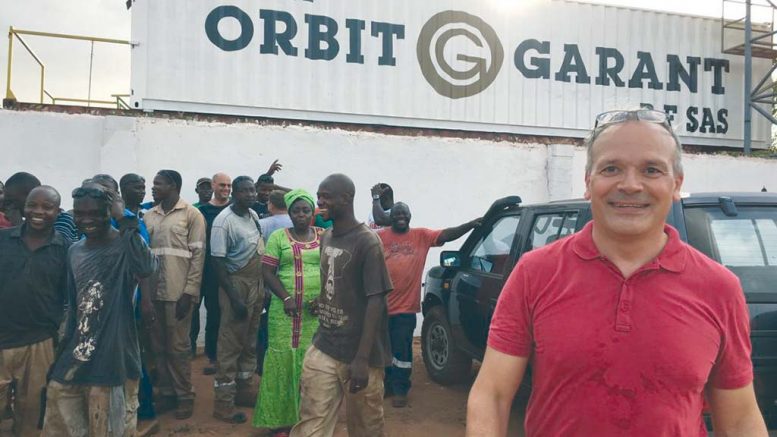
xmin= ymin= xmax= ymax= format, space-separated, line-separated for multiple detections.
xmin=130 ymin=0 xmax=773 ymax=147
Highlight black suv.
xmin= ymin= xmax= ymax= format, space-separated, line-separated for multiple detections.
xmin=421 ymin=192 xmax=777 ymax=414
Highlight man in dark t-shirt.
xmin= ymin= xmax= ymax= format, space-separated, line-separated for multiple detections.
xmin=43 ymin=186 xmax=157 ymax=437
xmin=193 ymin=172 xmax=232 ymax=374
xmin=291 ymin=174 xmax=393 ymax=437
xmin=0 ymin=186 xmax=69 ymax=436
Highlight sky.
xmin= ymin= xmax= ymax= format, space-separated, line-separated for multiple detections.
xmin=0 ymin=0 xmax=750 ymax=105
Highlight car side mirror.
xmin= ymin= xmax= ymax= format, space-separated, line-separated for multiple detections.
xmin=441 ymin=250 xmax=461 ymax=268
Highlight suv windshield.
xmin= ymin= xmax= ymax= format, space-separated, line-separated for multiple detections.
xmin=685 ymin=206 xmax=777 ymax=298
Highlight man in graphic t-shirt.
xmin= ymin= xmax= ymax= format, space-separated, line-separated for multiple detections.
xmin=291 ymin=174 xmax=393 ymax=437
xmin=376 ymin=202 xmax=480 ymax=408
xmin=43 ymin=186 xmax=157 ymax=436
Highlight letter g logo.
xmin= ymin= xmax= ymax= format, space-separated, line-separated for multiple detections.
xmin=417 ymin=11 xmax=504 ymax=99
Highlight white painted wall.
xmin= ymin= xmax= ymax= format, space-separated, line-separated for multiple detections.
xmin=3 ymin=108 xmax=777 ymax=336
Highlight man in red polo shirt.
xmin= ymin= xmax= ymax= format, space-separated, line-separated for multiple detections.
xmin=377 ymin=203 xmax=480 ymax=408
xmin=466 ymin=109 xmax=767 ymax=436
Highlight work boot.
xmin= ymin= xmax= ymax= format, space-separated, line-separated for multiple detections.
xmin=174 ymin=399 xmax=194 ymax=420
xmin=234 ymin=377 xmax=258 ymax=408
xmin=154 ymin=395 xmax=177 ymax=414
xmin=213 ymin=400 xmax=247 ymax=424
xmin=203 ymin=359 xmax=217 ymax=376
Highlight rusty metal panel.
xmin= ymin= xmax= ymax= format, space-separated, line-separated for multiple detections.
xmin=130 ymin=0 xmax=772 ymax=147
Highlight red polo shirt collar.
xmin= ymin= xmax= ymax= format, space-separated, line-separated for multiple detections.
xmin=572 ymin=221 xmax=687 ymax=273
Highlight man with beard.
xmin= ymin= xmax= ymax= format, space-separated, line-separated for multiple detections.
xmin=377 ymin=203 xmax=480 ymax=408
xmin=43 ymin=185 xmax=156 ymax=436
xmin=291 ymin=174 xmax=393 ymax=437
xmin=210 ymin=176 xmax=264 ymax=423
xmin=0 ymin=186 xmax=69 ymax=436
xmin=144 ymin=170 xmax=206 ymax=420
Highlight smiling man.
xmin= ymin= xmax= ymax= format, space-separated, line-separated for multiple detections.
xmin=43 ymin=185 xmax=156 ymax=437
xmin=0 ymin=186 xmax=69 ymax=436
xmin=376 ymin=202 xmax=479 ymax=408
xmin=466 ymin=109 xmax=767 ymax=436
xmin=291 ymin=174 xmax=393 ymax=437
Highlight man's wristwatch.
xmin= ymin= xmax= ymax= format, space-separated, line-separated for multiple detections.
xmin=283 ymin=295 xmax=292 ymax=302
xmin=372 ymin=194 xmax=381 ymax=201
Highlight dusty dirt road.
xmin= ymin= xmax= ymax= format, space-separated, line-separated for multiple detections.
xmin=154 ymin=339 xmax=526 ymax=436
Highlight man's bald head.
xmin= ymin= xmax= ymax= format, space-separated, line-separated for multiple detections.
xmin=28 ymin=185 xmax=61 ymax=207
xmin=321 ymin=174 xmax=356 ymax=201
xmin=24 ymin=185 xmax=61 ymax=232
xmin=211 ymin=172 xmax=232 ymax=202
xmin=317 ymin=174 xmax=357 ymax=223
xmin=212 ymin=172 xmax=230 ymax=183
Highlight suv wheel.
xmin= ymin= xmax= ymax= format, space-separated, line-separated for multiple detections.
xmin=421 ymin=306 xmax=472 ymax=385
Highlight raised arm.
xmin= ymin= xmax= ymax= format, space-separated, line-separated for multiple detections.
xmin=438 ymin=217 xmax=482 ymax=245
xmin=466 ymin=347 xmax=528 ymax=436
xmin=370 ymin=184 xmax=391 ymax=227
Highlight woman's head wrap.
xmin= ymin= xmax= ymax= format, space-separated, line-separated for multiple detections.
xmin=284 ymin=189 xmax=315 ymax=210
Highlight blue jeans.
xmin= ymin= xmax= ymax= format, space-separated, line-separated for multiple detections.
xmin=385 ymin=313 xmax=416 ymax=396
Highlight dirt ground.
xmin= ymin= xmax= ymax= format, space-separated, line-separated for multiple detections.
xmin=153 ymin=339 xmax=526 ymax=436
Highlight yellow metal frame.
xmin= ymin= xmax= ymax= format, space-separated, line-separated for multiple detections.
xmin=6 ymin=26 xmax=131 ymax=108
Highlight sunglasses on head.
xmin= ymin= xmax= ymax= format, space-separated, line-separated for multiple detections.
xmin=594 ymin=109 xmax=672 ymax=129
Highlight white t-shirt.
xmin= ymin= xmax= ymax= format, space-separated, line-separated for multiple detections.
xmin=367 ymin=209 xmax=391 ymax=230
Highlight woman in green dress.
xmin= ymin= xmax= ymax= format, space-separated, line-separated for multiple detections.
xmin=253 ymin=189 xmax=322 ymax=436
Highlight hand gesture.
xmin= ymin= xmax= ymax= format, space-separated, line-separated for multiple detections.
xmin=266 ymin=159 xmax=283 ymax=176
xmin=109 ymin=193 xmax=126 ymax=221
xmin=370 ymin=184 xmax=385 ymax=198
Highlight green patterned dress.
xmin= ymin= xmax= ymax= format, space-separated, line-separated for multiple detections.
xmin=253 ymin=227 xmax=322 ymax=429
